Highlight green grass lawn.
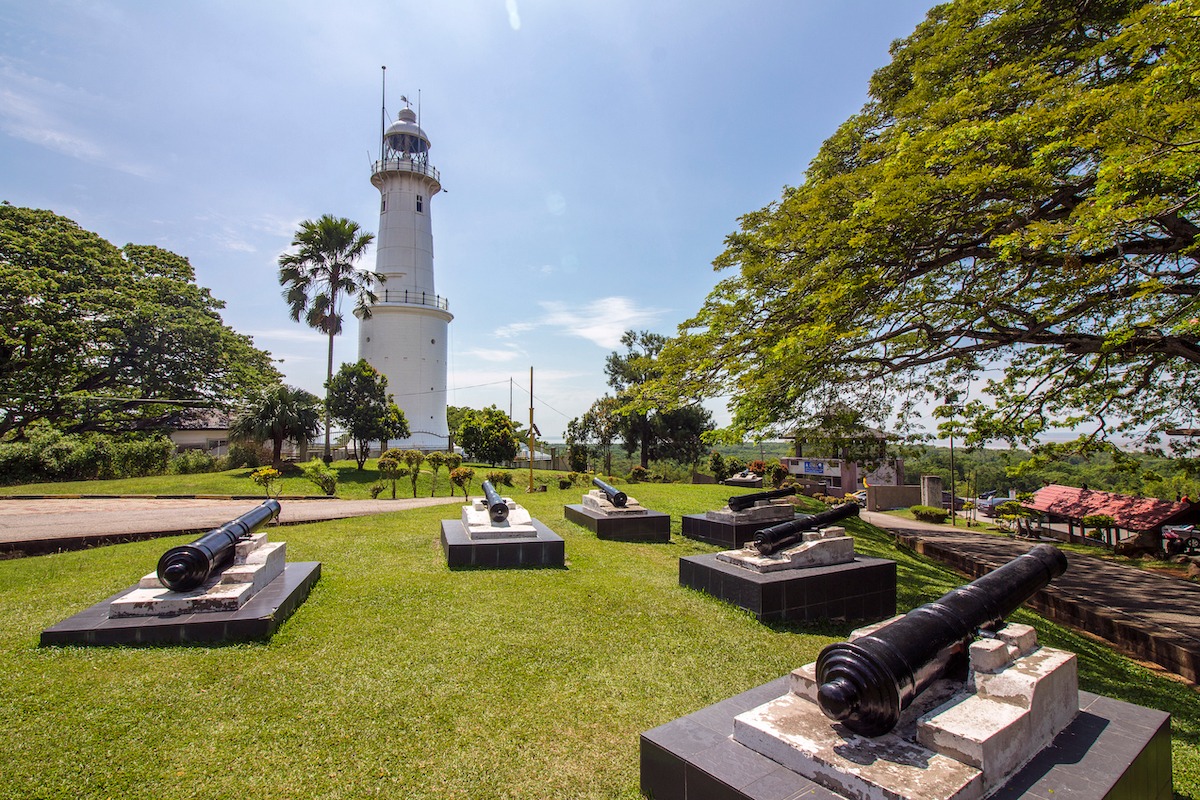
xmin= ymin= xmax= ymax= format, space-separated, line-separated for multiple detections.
xmin=1 ymin=483 xmax=1197 ymax=798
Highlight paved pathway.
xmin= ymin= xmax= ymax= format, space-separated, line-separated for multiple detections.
xmin=862 ymin=510 xmax=1200 ymax=683
xmin=0 ymin=496 xmax=462 ymax=555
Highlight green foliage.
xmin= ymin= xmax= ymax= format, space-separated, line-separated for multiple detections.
xmin=605 ymin=331 xmax=714 ymax=469
xmin=368 ymin=480 xmax=386 ymax=499
xmin=456 ymin=406 xmax=519 ymax=466
xmin=402 ymin=449 xmax=425 ymax=496
xmin=911 ymin=505 xmax=949 ymax=524
xmin=278 ymin=214 xmax=378 ymax=462
xmin=326 ymin=360 xmax=408 ymax=469
xmin=168 ymin=449 xmax=217 ymax=475
xmin=250 ymin=466 xmax=281 ymax=498
xmin=0 ymin=424 xmax=172 ymax=484
xmin=708 ymin=451 xmax=727 ymax=481
xmin=300 ymin=458 xmax=338 ymax=496
xmin=629 ymin=464 xmax=649 ymax=482
xmin=0 ymin=206 xmax=280 ymax=437
xmin=565 ymin=395 xmax=621 ymax=474
xmin=426 ymin=451 xmax=448 ymax=497
xmin=765 ymin=461 xmax=789 ymax=488
xmin=485 ymin=469 xmax=514 ymax=488
xmin=658 ymin=1 xmax=1200 ymax=451
xmin=449 ymin=466 xmax=475 ymax=496
xmin=229 ymin=384 xmax=322 ymax=468
xmin=376 ymin=456 xmax=407 ymax=499
xmin=224 ymin=442 xmax=263 ymax=469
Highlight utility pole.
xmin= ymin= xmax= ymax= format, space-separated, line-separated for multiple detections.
xmin=528 ymin=367 xmax=535 ymax=493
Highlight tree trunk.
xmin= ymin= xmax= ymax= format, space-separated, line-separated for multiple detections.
xmin=639 ymin=414 xmax=651 ymax=469
xmin=323 ymin=327 xmax=335 ymax=464
xmin=272 ymin=436 xmax=284 ymax=469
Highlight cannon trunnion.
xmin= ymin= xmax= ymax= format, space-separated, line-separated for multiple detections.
xmin=815 ymin=543 xmax=1069 ymax=736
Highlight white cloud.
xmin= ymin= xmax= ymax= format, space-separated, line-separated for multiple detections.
xmin=506 ymin=0 xmax=521 ymax=31
xmin=244 ymin=327 xmax=329 ymax=344
xmin=0 ymin=59 xmax=153 ymax=178
xmin=462 ymin=346 xmax=524 ymax=362
xmin=490 ymin=296 xmax=667 ymax=349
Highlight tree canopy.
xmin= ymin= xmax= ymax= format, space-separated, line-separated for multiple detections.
xmin=607 ymin=330 xmax=714 ymax=468
xmin=326 ymin=360 xmax=409 ymax=469
xmin=0 ymin=204 xmax=279 ymax=438
xmin=229 ymin=384 xmax=322 ymax=468
xmin=456 ymin=405 xmax=520 ymax=466
xmin=657 ymin=0 xmax=1200 ymax=452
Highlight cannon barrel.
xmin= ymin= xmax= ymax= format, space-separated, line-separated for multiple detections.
xmin=727 ymin=486 xmax=797 ymax=513
xmin=752 ymin=502 xmax=859 ymax=555
xmin=592 ymin=477 xmax=628 ymax=508
xmin=156 ymin=499 xmax=281 ymax=592
xmin=481 ymin=480 xmax=509 ymax=523
xmin=816 ymin=543 xmax=1068 ymax=737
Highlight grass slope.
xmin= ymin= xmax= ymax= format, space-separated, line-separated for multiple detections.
xmin=0 ymin=483 xmax=1196 ymax=798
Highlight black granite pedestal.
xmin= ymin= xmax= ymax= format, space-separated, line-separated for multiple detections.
xmin=679 ymin=554 xmax=896 ymax=623
xmin=39 ymin=562 xmax=322 ymax=646
xmin=640 ymin=677 xmax=1172 ymax=800
xmin=564 ymin=504 xmax=671 ymax=542
xmin=440 ymin=519 xmax=565 ymax=569
xmin=681 ymin=514 xmax=791 ymax=549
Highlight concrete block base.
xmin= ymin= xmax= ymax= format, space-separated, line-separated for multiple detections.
xmin=640 ymin=676 xmax=1172 ymax=800
xmin=564 ymin=504 xmax=670 ymax=542
xmin=440 ymin=519 xmax=564 ymax=569
xmin=682 ymin=514 xmax=785 ymax=548
xmin=39 ymin=562 xmax=321 ymax=646
xmin=679 ymin=553 xmax=896 ymax=623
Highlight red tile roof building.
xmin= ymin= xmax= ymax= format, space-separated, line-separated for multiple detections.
xmin=1024 ymin=484 xmax=1199 ymax=533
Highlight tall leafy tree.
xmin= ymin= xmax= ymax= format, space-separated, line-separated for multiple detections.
xmin=0 ymin=205 xmax=279 ymax=437
xmin=278 ymin=215 xmax=379 ymax=463
xmin=456 ymin=405 xmax=520 ymax=466
xmin=566 ymin=395 xmax=621 ymax=474
xmin=229 ymin=385 xmax=322 ymax=468
xmin=658 ymin=0 xmax=1200 ymax=454
xmin=326 ymin=360 xmax=409 ymax=470
xmin=607 ymin=330 xmax=714 ymax=468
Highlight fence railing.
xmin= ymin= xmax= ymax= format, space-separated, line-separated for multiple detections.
xmin=372 ymin=158 xmax=440 ymax=183
xmin=374 ymin=289 xmax=449 ymax=311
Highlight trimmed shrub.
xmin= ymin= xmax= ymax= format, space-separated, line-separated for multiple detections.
xmin=911 ymin=504 xmax=949 ymax=524
xmin=170 ymin=450 xmax=217 ymax=475
xmin=300 ymin=459 xmax=338 ymax=496
xmin=629 ymin=465 xmax=649 ymax=482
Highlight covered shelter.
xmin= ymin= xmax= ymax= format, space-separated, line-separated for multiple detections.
xmin=1023 ymin=484 xmax=1200 ymax=548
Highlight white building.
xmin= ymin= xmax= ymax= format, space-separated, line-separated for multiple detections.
xmin=356 ymin=103 xmax=453 ymax=450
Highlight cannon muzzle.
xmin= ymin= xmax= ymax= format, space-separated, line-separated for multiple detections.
xmin=752 ymin=502 xmax=859 ymax=555
xmin=481 ymin=480 xmax=509 ymax=523
xmin=727 ymin=486 xmax=797 ymax=513
xmin=815 ymin=543 xmax=1068 ymax=736
xmin=592 ymin=477 xmax=628 ymax=508
xmin=157 ymin=499 xmax=281 ymax=591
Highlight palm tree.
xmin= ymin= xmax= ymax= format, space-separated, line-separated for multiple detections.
xmin=229 ymin=385 xmax=323 ymax=468
xmin=278 ymin=214 xmax=379 ymax=463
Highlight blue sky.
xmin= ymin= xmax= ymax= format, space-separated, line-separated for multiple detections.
xmin=1 ymin=0 xmax=934 ymax=440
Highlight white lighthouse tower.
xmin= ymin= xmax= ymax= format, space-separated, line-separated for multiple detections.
xmin=357 ymin=101 xmax=453 ymax=450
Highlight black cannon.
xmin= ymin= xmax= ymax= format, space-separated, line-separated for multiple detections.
xmin=752 ymin=502 xmax=859 ymax=555
xmin=156 ymin=499 xmax=281 ymax=592
xmin=593 ymin=477 xmax=628 ymax=508
xmin=815 ymin=543 xmax=1068 ymax=736
xmin=727 ymin=486 xmax=797 ymax=513
xmin=481 ymin=480 xmax=509 ymax=523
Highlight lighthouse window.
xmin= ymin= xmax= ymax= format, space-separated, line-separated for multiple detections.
xmin=381 ymin=195 xmax=388 ymax=213
xmin=416 ymin=195 xmax=424 ymax=212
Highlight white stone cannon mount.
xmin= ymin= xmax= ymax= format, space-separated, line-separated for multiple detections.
xmin=109 ymin=532 xmax=288 ymax=618
xmin=716 ymin=525 xmax=856 ymax=574
xmin=581 ymin=488 xmax=649 ymax=516
xmin=461 ymin=495 xmax=537 ymax=539
xmin=732 ymin=621 xmax=1081 ymax=800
